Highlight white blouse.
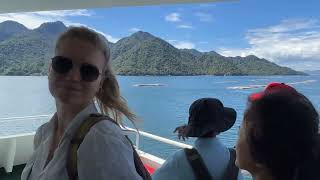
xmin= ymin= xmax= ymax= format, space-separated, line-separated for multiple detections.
xmin=21 ymin=103 xmax=142 ymax=180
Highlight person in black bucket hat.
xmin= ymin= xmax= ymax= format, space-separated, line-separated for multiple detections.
xmin=153 ymin=98 xmax=243 ymax=180
xmin=175 ymin=98 xmax=237 ymax=140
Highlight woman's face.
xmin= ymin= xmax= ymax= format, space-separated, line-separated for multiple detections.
xmin=48 ymin=38 xmax=105 ymax=106
xmin=235 ymin=116 xmax=259 ymax=173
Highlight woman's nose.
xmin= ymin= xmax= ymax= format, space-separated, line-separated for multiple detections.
xmin=66 ymin=66 xmax=81 ymax=81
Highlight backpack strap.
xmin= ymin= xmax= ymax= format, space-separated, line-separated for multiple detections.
xmin=67 ymin=113 xmax=108 ymax=180
xmin=184 ymin=148 xmax=213 ymax=180
xmin=125 ymin=136 xmax=152 ymax=180
xmin=222 ymin=148 xmax=239 ymax=180
xmin=66 ymin=113 xmax=151 ymax=180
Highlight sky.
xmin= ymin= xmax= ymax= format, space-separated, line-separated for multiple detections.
xmin=0 ymin=0 xmax=319 ymax=71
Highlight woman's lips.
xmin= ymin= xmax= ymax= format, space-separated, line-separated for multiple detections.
xmin=63 ymin=86 xmax=82 ymax=91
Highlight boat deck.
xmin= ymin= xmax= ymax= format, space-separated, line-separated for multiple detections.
xmin=0 ymin=164 xmax=155 ymax=179
xmin=0 ymin=164 xmax=24 ymax=180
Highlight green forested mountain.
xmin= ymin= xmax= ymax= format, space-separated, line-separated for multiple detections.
xmin=0 ymin=21 xmax=66 ymax=75
xmin=0 ymin=21 xmax=30 ymax=41
xmin=0 ymin=21 xmax=305 ymax=76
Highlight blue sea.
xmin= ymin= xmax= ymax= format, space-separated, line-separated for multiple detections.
xmin=0 ymin=75 xmax=319 ymax=179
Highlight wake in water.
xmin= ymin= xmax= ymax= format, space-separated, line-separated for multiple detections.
xmin=211 ymin=80 xmax=238 ymax=84
xmin=227 ymin=80 xmax=317 ymax=90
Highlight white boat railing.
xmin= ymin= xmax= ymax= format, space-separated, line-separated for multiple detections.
xmin=0 ymin=114 xmax=255 ymax=177
xmin=123 ymin=127 xmax=192 ymax=150
xmin=0 ymin=114 xmax=192 ymax=149
xmin=1 ymin=114 xmax=317 ymax=177
xmin=0 ymin=114 xmax=191 ymax=173
xmin=0 ymin=114 xmax=52 ymax=122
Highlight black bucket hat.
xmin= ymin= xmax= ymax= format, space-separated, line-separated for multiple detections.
xmin=183 ymin=98 xmax=237 ymax=137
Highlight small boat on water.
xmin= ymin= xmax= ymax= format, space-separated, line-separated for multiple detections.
xmin=133 ymin=83 xmax=167 ymax=87
xmin=227 ymin=84 xmax=265 ymax=90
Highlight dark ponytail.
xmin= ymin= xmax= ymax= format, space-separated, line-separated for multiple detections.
xmin=296 ymin=134 xmax=320 ymax=180
xmin=245 ymin=92 xmax=319 ymax=180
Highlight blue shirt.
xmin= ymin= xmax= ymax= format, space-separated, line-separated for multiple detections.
xmin=152 ymin=137 xmax=243 ymax=180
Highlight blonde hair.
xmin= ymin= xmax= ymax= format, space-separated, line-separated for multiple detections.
xmin=56 ymin=26 xmax=137 ymax=126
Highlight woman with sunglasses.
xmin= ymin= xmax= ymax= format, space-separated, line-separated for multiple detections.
xmin=236 ymin=83 xmax=320 ymax=180
xmin=21 ymin=27 xmax=143 ymax=180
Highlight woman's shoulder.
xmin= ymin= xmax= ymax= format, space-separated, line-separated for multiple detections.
xmin=84 ymin=115 xmax=131 ymax=145
xmin=78 ymin=116 xmax=135 ymax=158
xmin=76 ymin=115 xmax=143 ymax=180
xmin=91 ymin=116 xmax=123 ymax=135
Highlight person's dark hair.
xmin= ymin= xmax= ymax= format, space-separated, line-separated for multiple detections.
xmin=244 ymin=91 xmax=319 ymax=180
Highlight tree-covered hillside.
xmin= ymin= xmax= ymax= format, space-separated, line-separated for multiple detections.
xmin=0 ymin=21 xmax=305 ymax=76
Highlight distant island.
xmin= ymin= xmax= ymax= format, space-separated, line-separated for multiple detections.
xmin=304 ymin=70 xmax=320 ymax=75
xmin=0 ymin=20 xmax=305 ymax=76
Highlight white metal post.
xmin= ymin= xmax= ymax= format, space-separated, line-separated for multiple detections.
xmin=135 ymin=132 xmax=140 ymax=150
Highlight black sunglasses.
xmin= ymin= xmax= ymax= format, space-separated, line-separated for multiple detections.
xmin=51 ymin=56 xmax=102 ymax=82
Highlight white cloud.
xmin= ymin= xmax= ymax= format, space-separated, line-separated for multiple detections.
xmin=68 ymin=23 xmax=120 ymax=43
xmin=0 ymin=13 xmax=54 ymax=29
xmin=0 ymin=10 xmax=120 ymax=43
xmin=90 ymin=28 xmax=119 ymax=43
xmin=129 ymin=28 xmax=142 ymax=32
xmin=33 ymin=10 xmax=92 ymax=17
xmin=104 ymin=34 xmax=120 ymax=43
xmin=248 ymin=19 xmax=318 ymax=33
xmin=177 ymin=24 xmax=193 ymax=29
xmin=195 ymin=12 xmax=213 ymax=22
xmin=167 ymin=40 xmax=195 ymax=49
xmin=217 ymin=19 xmax=320 ymax=70
xmin=199 ymin=41 xmax=209 ymax=44
xmin=165 ymin=13 xmax=181 ymax=22
xmin=0 ymin=10 xmax=92 ymax=29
